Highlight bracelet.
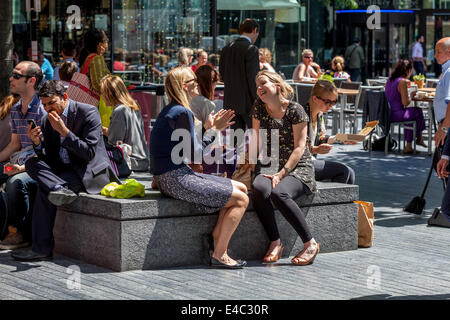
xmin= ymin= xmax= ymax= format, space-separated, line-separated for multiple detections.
xmin=283 ymin=166 xmax=292 ymax=174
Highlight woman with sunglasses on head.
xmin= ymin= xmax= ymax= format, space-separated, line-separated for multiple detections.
xmin=292 ymin=49 xmax=321 ymax=81
xmin=305 ymin=80 xmax=355 ymax=184
xmin=250 ymin=70 xmax=320 ymax=266
xmin=150 ymin=67 xmax=249 ymax=269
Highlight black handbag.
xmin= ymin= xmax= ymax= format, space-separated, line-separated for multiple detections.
xmin=104 ymin=137 xmax=132 ymax=178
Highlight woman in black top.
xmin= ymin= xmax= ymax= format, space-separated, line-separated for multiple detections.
xmin=250 ymin=70 xmax=320 ymax=266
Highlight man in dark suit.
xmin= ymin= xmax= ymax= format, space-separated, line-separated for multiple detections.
xmin=429 ymin=130 xmax=450 ymax=228
xmin=219 ymin=18 xmax=260 ymax=131
xmin=12 ymin=80 xmax=119 ymax=261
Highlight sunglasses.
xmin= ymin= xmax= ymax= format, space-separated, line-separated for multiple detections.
xmin=184 ymin=78 xmax=197 ymax=85
xmin=11 ymin=72 xmax=32 ymax=80
xmin=316 ymin=96 xmax=337 ymax=106
xmin=304 ymin=56 xmax=313 ymax=59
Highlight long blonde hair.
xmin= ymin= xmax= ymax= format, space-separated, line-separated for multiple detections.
xmin=256 ymin=70 xmax=294 ymax=103
xmin=100 ymin=75 xmax=140 ymax=111
xmin=165 ymin=67 xmax=194 ymax=110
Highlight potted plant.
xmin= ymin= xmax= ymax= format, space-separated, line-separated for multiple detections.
xmin=413 ymin=74 xmax=425 ymax=89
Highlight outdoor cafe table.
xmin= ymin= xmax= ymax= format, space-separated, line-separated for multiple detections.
xmin=336 ymin=88 xmax=360 ymax=134
xmin=413 ymin=95 xmax=436 ymax=156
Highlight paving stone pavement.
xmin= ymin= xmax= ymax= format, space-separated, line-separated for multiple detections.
xmin=0 ymin=142 xmax=449 ymax=300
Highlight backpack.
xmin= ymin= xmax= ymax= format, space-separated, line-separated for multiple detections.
xmin=345 ymin=45 xmax=358 ymax=71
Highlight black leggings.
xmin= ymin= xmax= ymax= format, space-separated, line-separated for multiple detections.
xmin=313 ymin=159 xmax=355 ymax=184
xmin=252 ymin=174 xmax=312 ymax=243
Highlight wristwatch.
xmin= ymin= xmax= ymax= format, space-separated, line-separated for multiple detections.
xmin=441 ymin=126 xmax=448 ymax=133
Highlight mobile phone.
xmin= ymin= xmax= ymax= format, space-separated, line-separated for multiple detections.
xmin=27 ymin=119 xmax=36 ymax=129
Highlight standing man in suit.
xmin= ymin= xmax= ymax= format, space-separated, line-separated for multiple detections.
xmin=220 ymin=18 xmax=260 ymax=131
xmin=428 ymin=37 xmax=450 ymax=228
xmin=11 ymin=80 xmax=119 ymax=261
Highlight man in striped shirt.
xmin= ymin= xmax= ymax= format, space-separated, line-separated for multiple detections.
xmin=0 ymin=61 xmax=46 ymax=250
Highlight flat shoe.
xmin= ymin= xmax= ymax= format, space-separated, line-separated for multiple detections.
xmin=291 ymin=243 xmax=320 ymax=266
xmin=210 ymin=257 xmax=246 ymax=269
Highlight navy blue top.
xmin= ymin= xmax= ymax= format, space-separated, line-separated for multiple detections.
xmin=149 ymin=102 xmax=212 ymax=175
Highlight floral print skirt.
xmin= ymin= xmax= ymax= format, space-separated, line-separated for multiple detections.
xmin=155 ymin=166 xmax=233 ymax=213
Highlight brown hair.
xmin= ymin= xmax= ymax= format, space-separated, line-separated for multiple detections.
xmin=389 ymin=59 xmax=413 ymax=81
xmin=0 ymin=95 xmax=19 ymax=120
xmin=195 ymin=64 xmax=217 ymax=100
xmin=239 ymin=18 xmax=259 ymax=34
xmin=332 ymin=56 xmax=345 ymax=72
xmin=59 ymin=61 xmax=78 ymax=82
xmin=308 ymin=80 xmax=338 ymax=105
xmin=256 ymin=70 xmax=294 ymax=102
xmin=100 ymin=75 xmax=140 ymax=111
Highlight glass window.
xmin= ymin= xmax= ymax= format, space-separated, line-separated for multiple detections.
xmin=12 ymin=0 xmax=111 ymax=73
xmin=112 ymin=0 xmax=211 ymax=84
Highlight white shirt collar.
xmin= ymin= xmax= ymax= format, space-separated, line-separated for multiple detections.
xmin=239 ymin=35 xmax=252 ymax=44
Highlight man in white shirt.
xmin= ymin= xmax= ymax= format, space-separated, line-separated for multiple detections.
xmin=412 ymin=35 xmax=426 ymax=76
xmin=428 ymin=37 xmax=450 ymax=228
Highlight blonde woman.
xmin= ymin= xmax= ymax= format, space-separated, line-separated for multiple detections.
xmin=251 ymin=70 xmax=320 ymax=265
xmin=259 ymin=48 xmax=275 ymax=72
xmin=325 ymin=56 xmax=351 ymax=80
xmin=177 ymin=47 xmax=194 ymax=67
xmin=304 ymin=80 xmax=355 ymax=184
xmin=100 ymin=75 xmax=149 ymax=171
xmin=292 ymin=49 xmax=321 ymax=81
xmin=149 ymin=67 xmax=249 ymax=269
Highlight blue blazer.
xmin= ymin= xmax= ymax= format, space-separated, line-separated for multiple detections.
xmin=34 ymin=99 xmax=119 ymax=193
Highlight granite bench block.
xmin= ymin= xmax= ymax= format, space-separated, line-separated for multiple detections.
xmin=55 ymin=203 xmax=358 ymax=271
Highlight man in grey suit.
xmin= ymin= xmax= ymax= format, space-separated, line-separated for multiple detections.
xmin=220 ymin=18 xmax=260 ymax=131
xmin=12 ymin=80 xmax=119 ymax=261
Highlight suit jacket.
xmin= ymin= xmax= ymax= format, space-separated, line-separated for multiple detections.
xmin=219 ymin=37 xmax=259 ymax=117
xmin=443 ymin=132 xmax=450 ymax=157
xmin=35 ymin=99 xmax=119 ymax=194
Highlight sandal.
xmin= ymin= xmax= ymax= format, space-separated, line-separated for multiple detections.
xmin=291 ymin=243 xmax=320 ymax=266
xmin=263 ymin=245 xmax=284 ymax=263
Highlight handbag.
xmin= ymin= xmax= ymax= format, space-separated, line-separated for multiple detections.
xmin=231 ymin=155 xmax=254 ymax=191
xmin=67 ymin=54 xmax=100 ymax=107
xmin=104 ymin=137 xmax=132 ymax=178
xmin=354 ymin=200 xmax=374 ymax=248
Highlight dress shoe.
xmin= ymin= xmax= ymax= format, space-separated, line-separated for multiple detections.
xmin=210 ymin=257 xmax=247 ymax=269
xmin=263 ymin=245 xmax=284 ymax=263
xmin=291 ymin=243 xmax=320 ymax=266
xmin=11 ymin=248 xmax=53 ymax=262
xmin=48 ymin=186 xmax=78 ymax=206
xmin=428 ymin=208 xmax=450 ymax=228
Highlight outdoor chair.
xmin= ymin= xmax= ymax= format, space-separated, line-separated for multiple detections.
xmin=333 ymin=78 xmax=348 ymax=88
xmin=426 ymin=79 xmax=438 ymax=88
xmin=331 ymin=82 xmax=362 ymax=134
xmin=293 ymin=83 xmax=314 ymax=106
